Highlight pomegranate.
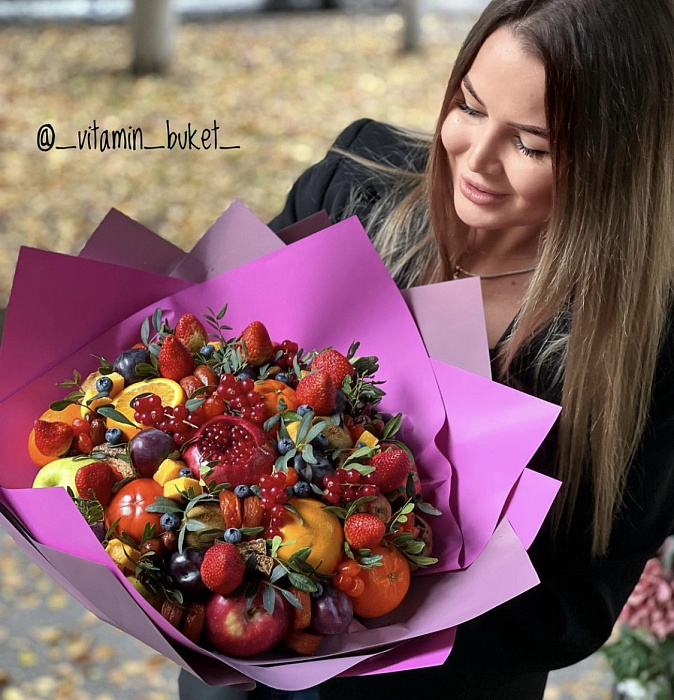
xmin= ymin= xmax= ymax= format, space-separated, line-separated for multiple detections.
xmin=182 ymin=415 xmax=276 ymax=486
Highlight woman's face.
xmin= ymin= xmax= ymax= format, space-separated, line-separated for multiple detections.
xmin=441 ymin=27 xmax=553 ymax=237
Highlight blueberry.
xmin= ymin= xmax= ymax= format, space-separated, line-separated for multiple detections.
xmin=235 ymin=367 xmax=257 ymax=381
xmin=310 ymin=581 xmax=324 ymax=598
xmin=105 ymin=427 xmax=123 ymax=445
xmin=200 ymin=345 xmax=214 ymax=357
xmin=95 ymin=376 xmax=113 ymax=395
xmin=234 ymin=484 xmax=252 ymax=498
xmin=312 ymin=433 xmax=329 ymax=451
xmin=179 ymin=467 xmax=192 ymax=478
xmin=297 ymin=404 xmax=312 ymax=417
xmin=224 ymin=528 xmax=243 ymax=544
xmin=355 ymin=441 xmax=367 ymax=448
xmin=275 ymin=372 xmax=290 ymax=384
xmin=160 ymin=512 xmax=181 ymax=531
xmin=277 ymin=437 xmax=295 ymax=455
xmin=333 ymin=389 xmax=347 ymax=414
xmin=293 ymin=481 xmax=311 ymax=498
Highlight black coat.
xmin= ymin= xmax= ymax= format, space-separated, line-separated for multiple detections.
xmin=268 ymin=119 xmax=674 ymax=699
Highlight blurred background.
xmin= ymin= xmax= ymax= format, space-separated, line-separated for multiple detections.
xmin=0 ymin=1 xmax=615 ymax=698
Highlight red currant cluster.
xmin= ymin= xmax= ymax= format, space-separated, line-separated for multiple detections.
xmin=259 ymin=472 xmax=290 ymax=538
xmin=322 ymin=469 xmax=379 ymax=505
xmin=133 ymin=394 xmax=204 ymax=446
xmin=272 ymin=340 xmax=299 ymax=370
xmin=214 ymin=374 xmax=269 ymax=425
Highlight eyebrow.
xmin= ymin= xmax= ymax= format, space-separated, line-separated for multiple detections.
xmin=462 ymin=76 xmax=550 ymax=138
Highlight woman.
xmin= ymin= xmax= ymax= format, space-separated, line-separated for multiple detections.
xmin=180 ymin=0 xmax=674 ymax=698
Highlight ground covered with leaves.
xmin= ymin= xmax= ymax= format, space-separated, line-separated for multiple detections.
xmin=0 ymin=10 xmax=614 ymax=700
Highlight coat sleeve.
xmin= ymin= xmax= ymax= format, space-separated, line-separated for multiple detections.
xmin=267 ymin=118 xmax=375 ymax=232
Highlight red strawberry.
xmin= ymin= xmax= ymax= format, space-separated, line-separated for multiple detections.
xmin=75 ymin=461 xmax=117 ymax=505
xmin=200 ymin=543 xmax=246 ymax=595
xmin=295 ymin=370 xmax=336 ymax=416
xmin=312 ymin=349 xmax=354 ymax=389
xmin=240 ymin=321 xmax=273 ymax=366
xmin=175 ymin=313 xmax=208 ymax=353
xmin=159 ymin=334 xmax=195 ymax=382
xmin=33 ymin=419 xmax=73 ymax=458
xmin=343 ymin=512 xmax=386 ymax=550
xmin=365 ymin=448 xmax=412 ymax=493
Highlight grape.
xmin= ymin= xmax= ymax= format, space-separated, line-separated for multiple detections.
xmin=90 ymin=521 xmax=107 ymax=542
xmin=310 ymin=585 xmax=353 ymax=635
xmin=129 ymin=428 xmax=176 ymax=478
xmin=168 ymin=547 xmax=210 ymax=599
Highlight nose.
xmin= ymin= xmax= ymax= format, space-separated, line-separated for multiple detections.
xmin=466 ymin=124 xmax=503 ymax=175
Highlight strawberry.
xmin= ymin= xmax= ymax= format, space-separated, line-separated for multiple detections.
xmin=33 ymin=419 xmax=74 ymax=458
xmin=74 ymin=461 xmax=117 ymax=505
xmin=365 ymin=448 xmax=412 ymax=493
xmin=295 ymin=370 xmax=336 ymax=416
xmin=240 ymin=321 xmax=273 ymax=366
xmin=343 ymin=512 xmax=386 ymax=550
xmin=200 ymin=543 xmax=245 ymax=595
xmin=175 ymin=313 xmax=208 ymax=353
xmin=312 ymin=349 xmax=354 ymax=388
xmin=159 ymin=334 xmax=195 ymax=382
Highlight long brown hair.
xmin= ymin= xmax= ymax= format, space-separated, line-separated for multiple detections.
xmin=348 ymin=0 xmax=674 ymax=556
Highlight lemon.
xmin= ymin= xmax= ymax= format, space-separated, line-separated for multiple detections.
xmin=277 ymin=497 xmax=344 ymax=575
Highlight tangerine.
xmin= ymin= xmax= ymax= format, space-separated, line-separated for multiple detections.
xmin=351 ymin=544 xmax=411 ymax=618
xmin=254 ymin=379 xmax=299 ymax=415
xmin=277 ymin=497 xmax=344 ymax=575
xmin=28 ymin=403 xmax=83 ymax=468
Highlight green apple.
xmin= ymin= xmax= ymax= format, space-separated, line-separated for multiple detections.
xmin=32 ymin=456 xmax=98 ymax=495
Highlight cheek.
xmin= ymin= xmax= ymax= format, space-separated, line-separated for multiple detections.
xmin=510 ymin=162 xmax=554 ymax=214
xmin=440 ymin=112 xmax=468 ymax=161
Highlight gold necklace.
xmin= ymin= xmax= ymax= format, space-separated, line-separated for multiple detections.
xmin=452 ymin=264 xmax=537 ymax=280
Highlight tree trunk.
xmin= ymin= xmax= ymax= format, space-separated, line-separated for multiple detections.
xmin=400 ymin=0 xmax=422 ymax=53
xmin=131 ymin=0 xmax=175 ymax=75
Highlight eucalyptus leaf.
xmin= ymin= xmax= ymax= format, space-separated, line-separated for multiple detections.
xmin=96 ymin=405 xmax=136 ymax=427
xmin=263 ymin=583 xmax=276 ymax=615
xmin=287 ymin=571 xmax=317 ymax=593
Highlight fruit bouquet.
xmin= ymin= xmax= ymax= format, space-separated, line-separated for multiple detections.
xmin=0 ymin=202 xmax=562 ymax=689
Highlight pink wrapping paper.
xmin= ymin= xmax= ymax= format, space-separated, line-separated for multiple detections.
xmin=0 ymin=202 xmax=562 ymax=689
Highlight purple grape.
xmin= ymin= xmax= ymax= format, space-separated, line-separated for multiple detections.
xmin=310 ymin=585 xmax=353 ymax=635
xmin=90 ymin=521 xmax=107 ymax=542
xmin=168 ymin=547 xmax=210 ymax=599
xmin=129 ymin=428 xmax=176 ymax=478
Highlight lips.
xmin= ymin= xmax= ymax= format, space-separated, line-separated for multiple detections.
xmin=459 ymin=176 xmax=508 ymax=205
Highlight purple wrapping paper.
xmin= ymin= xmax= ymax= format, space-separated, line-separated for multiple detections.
xmin=0 ymin=202 xmax=561 ymax=689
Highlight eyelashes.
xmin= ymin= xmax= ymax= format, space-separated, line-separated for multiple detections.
xmin=454 ymin=99 xmax=549 ymax=161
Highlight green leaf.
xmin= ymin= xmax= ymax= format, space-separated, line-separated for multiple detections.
xmin=216 ymin=303 xmax=228 ymax=321
xmin=405 ymin=554 xmax=438 ymax=567
xmin=95 ymin=405 xmax=136 ymax=427
xmin=287 ymin=571 xmax=318 ymax=593
xmin=284 ymin=503 xmax=303 ymax=525
xmin=381 ymin=413 xmax=403 ymax=440
xmin=263 ymin=413 xmax=281 ymax=434
xmin=263 ymin=583 xmax=276 ymax=615
xmin=359 ymin=554 xmax=384 ymax=567
xmin=305 ymin=420 xmax=330 ymax=445
xmin=240 ymin=526 xmax=264 ymax=537
xmin=270 ymin=565 xmax=287 ymax=584
xmin=152 ymin=308 xmax=163 ymax=334
xmin=296 ymin=410 xmax=315 ymax=444
xmin=145 ymin=498 xmax=184 ymax=514
xmin=270 ymin=535 xmax=282 ymax=558
xmin=417 ymin=501 xmax=443 ymax=517
xmin=185 ymin=519 xmax=205 ymax=531
xmin=185 ymin=397 xmax=205 ymax=413
xmin=301 ymin=444 xmax=317 ymax=465
xmin=135 ymin=363 xmax=160 ymax=379
xmin=346 ymin=341 xmax=360 ymax=360
xmin=141 ymin=317 xmax=151 ymax=347
xmin=279 ymin=587 xmax=305 ymax=609
xmin=282 ymin=411 xmax=301 ymax=424
xmin=49 ymin=399 xmax=79 ymax=412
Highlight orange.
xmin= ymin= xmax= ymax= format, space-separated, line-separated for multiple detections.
xmin=351 ymin=544 xmax=411 ymax=619
xmin=28 ymin=403 xmax=82 ymax=468
xmin=108 ymin=377 xmax=185 ymax=441
xmin=254 ymin=379 xmax=299 ymax=415
xmin=277 ymin=497 xmax=344 ymax=575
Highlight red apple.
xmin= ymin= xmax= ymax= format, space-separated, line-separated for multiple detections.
xmin=205 ymin=587 xmax=291 ymax=657
xmin=356 ymin=492 xmax=392 ymax=523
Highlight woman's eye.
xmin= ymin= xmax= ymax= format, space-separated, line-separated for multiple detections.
xmin=514 ymin=136 xmax=549 ymax=160
xmin=456 ymin=100 xmax=482 ymax=117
